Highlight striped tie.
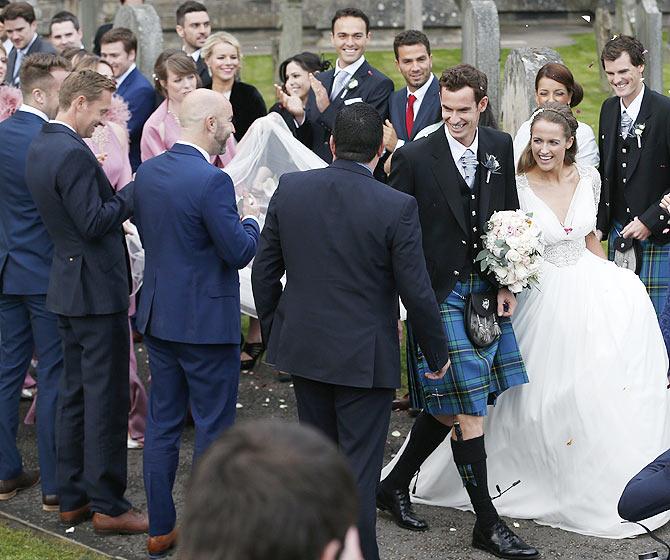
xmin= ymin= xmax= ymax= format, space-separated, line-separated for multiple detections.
xmin=459 ymin=149 xmax=478 ymax=189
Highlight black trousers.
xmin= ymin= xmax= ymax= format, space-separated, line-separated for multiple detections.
xmin=292 ymin=375 xmax=394 ymax=560
xmin=56 ymin=311 xmax=130 ymax=516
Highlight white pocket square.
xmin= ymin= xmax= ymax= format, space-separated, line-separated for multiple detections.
xmin=344 ymin=97 xmax=363 ymax=105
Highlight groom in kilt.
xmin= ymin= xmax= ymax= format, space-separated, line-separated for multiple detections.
xmin=382 ymin=64 xmax=538 ymax=559
xmin=598 ymin=35 xmax=670 ymax=317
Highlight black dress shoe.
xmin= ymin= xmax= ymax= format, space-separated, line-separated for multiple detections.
xmin=42 ymin=494 xmax=59 ymax=512
xmin=376 ymin=485 xmax=428 ymax=531
xmin=472 ymin=520 xmax=540 ymax=559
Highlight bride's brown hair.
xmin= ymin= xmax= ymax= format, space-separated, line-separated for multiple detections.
xmin=517 ymin=102 xmax=579 ymax=174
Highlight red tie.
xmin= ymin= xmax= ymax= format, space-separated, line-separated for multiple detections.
xmin=406 ymin=94 xmax=416 ymax=138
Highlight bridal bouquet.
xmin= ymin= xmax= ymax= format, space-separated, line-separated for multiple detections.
xmin=475 ymin=210 xmax=544 ymax=293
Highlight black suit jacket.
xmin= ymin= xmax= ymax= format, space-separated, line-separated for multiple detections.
xmin=195 ymin=55 xmax=212 ymax=89
xmin=306 ymin=59 xmax=394 ymax=162
xmin=25 ymin=123 xmax=134 ymax=316
xmin=5 ymin=35 xmax=57 ymax=86
xmin=597 ymin=86 xmax=670 ymax=242
xmin=269 ymin=102 xmax=313 ymax=148
xmin=230 ymin=80 xmax=267 ymax=142
xmin=251 ymin=158 xmax=449 ymax=389
xmin=389 ymin=126 xmax=519 ymax=303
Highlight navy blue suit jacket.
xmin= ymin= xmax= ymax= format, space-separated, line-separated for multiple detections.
xmin=116 ymin=67 xmax=155 ymax=171
xmin=0 ymin=111 xmax=53 ymax=295
xmin=252 ymin=158 xmax=449 ymax=389
xmin=133 ymin=143 xmax=260 ymax=345
xmin=388 ymin=76 xmax=441 ymax=142
xmin=26 ymin=123 xmax=134 ymax=316
xmin=306 ymin=59 xmax=394 ymax=162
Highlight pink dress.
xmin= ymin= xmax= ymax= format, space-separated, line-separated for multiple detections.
xmin=140 ymin=99 xmax=236 ymax=165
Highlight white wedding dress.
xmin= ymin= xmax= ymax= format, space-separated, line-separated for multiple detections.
xmin=383 ymin=163 xmax=670 ymax=538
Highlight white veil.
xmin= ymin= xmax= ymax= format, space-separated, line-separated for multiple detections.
xmin=225 ymin=112 xmax=328 ymax=317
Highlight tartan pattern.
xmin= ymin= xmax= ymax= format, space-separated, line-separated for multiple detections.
xmin=608 ymin=223 xmax=670 ymax=315
xmin=457 ymin=463 xmax=477 ymax=487
xmin=410 ymin=274 xmax=528 ymax=416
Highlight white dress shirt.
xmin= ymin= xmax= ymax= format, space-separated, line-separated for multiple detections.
xmin=445 ymin=125 xmax=479 ymax=181
xmin=395 ymin=73 xmax=436 ymax=150
xmin=18 ymin=104 xmax=48 ymax=122
xmin=620 ymin=84 xmax=645 ymax=124
xmin=50 ymin=119 xmax=77 ymax=134
xmin=333 ymin=55 xmax=366 ymax=83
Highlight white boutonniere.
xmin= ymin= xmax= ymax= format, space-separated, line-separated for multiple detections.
xmin=481 ymin=154 xmax=501 ymax=184
xmin=634 ymin=123 xmax=646 ymax=149
xmin=347 ymin=78 xmax=358 ymax=90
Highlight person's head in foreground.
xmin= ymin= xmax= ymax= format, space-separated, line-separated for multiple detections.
xmin=330 ymin=101 xmax=383 ymax=165
xmin=179 ymin=420 xmax=363 ymax=560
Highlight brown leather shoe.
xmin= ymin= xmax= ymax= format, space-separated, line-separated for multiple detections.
xmin=0 ymin=469 xmax=40 ymax=500
xmin=93 ymin=508 xmax=148 ymax=535
xmin=60 ymin=503 xmax=91 ymax=525
xmin=147 ymin=528 xmax=178 ymax=559
xmin=42 ymin=494 xmax=59 ymax=512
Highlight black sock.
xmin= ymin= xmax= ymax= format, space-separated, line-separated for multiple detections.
xmin=382 ymin=411 xmax=451 ymax=492
xmin=451 ymin=435 xmax=499 ymax=532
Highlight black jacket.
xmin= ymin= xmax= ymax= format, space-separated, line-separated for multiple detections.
xmin=230 ymin=80 xmax=267 ymax=142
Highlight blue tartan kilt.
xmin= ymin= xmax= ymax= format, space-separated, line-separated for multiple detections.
xmin=407 ymin=274 xmax=528 ymax=416
xmin=607 ymin=223 xmax=670 ymax=316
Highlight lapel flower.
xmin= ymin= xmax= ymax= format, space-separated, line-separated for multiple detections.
xmin=347 ymin=78 xmax=358 ymax=90
xmin=633 ymin=122 xmax=645 ymax=149
xmin=481 ymin=153 xmax=501 ymax=184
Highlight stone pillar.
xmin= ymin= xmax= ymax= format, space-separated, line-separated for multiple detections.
xmin=635 ymin=0 xmax=663 ymax=94
xmin=461 ymin=0 xmax=500 ymax=120
xmin=499 ymin=47 xmax=563 ymax=136
xmin=113 ymin=4 xmax=163 ymax=80
xmin=79 ymin=0 xmax=105 ymax=52
xmin=278 ymin=0 xmax=303 ymax=65
xmin=615 ymin=0 xmax=636 ymax=36
xmin=594 ymin=3 xmax=614 ymax=92
xmin=405 ymin=0 xmax=423 ymax=31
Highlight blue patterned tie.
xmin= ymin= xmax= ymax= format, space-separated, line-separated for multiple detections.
xmin=459 ymin=149 xmax=478 ymax=189
xmin=620 ymin=111 xmax=633 ymax=139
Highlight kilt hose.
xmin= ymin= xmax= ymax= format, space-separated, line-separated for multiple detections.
xmin=407 ymin=273 xmax=528 ymax=416
xmin=608 ymin=223 xmax=670 ymax=316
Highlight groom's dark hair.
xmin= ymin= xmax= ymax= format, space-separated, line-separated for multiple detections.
xmin=179 ymin=420 xmax=359 ymax=560
xmin=333 ymin=103 xmax=383 ymax=163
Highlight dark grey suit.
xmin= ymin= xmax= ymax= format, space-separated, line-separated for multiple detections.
xmin=5 ymin=35 xmax=57 ymax=87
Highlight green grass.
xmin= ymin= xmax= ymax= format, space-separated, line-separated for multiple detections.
xmin=0 ymin=520 xmax=108 ymax=560
xmin=243 ymin=32 xmax=670 ymax=135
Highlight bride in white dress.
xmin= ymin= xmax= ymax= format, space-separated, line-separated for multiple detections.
xmin=384 ymin=103 xmax=670 ymax=538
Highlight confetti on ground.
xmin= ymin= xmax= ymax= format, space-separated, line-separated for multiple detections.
xmin=279 ymin=404 xmax=288 ymax=409
xmin=262 ymin=403 xmax=268 ymax=407
xmin=65 ymin=527 xmax=75 ymax=533
xmin=289 ymin=384 xmax=294 ymax=388
xmin=449 ymin=527 xmax=457 ymax=532
xmin=236 ymin=403 xmax=243 ymax=409
xmin=279 ymin=398 xmax=286 ymax=403
xmin=513 ymin=522 xmax=520 ymax=528
xmin=391 ymin=430 xmax=401 ymax=437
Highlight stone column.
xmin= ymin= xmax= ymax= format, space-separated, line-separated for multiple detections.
xmin=499 ymin=47 xmax=563 ymax=136
xmin=635 ymin=0 xmax=663 ymax=94
xmin=594 ymin=3 xmax=614 ymax=92
xmin=114 ymin=4 xmax=164 ymax=80
xmin=278 ymin=0 xmax=303 ymax=65
xmin=461 ymin=0 xmax=500 ymax=120
xmin=615 ymin=0 xmax=636 ymax=36
xmin=79 ymin=0 xmax=105 ymax=53
xmin=405 ymin=0 xmax=423 ymax=31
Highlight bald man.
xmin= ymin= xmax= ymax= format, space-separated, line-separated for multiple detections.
xmin=133 ymin=89 xmax=260 ymax=558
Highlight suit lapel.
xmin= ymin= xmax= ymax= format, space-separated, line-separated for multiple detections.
xmin=321 ymin=69 xmax=335 ymax=97
xmin=476 ymin=128 xmax=493 ymax=226
xmin=625 ymin=88 xmax=652 ymax=181
xmin=411 ymin=77 xmax=440 ymax=140
xmin=601 ymin=96 xmax=619 ymax=185
xmin=337 ymin=60 xmax=372 ymax=103
xmin=429 ymin=131 xmax=468 ymax=235
xmin=390 ymin=90 xmax=406 ymax=140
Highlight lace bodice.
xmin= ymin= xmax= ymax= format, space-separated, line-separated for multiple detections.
xmin=516 ymin=165 xmax=601 ymax=267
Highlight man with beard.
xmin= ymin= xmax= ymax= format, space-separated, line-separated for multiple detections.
xmin=176 ymin=1 xmax=211 ymax=89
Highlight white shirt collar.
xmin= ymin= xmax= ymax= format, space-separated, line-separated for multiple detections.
xmin=444 ymin=125 xmax=479 ymax=165
xmin=406 ymin=73 xmax=434 ymax=102
xmin=115 ymin=63 xmax=136 ymax=88
xmin=18 ymin=33 xmax=38 ymax=54
xmin=620 ymin=84 xmax=645 ymax=123
xmin=175 ymin=140 xmax=210 ymax=161
xmin=191 ymin=49 xmax=201 ymax=62
xmin=334 ymin=55 xmax=366 ymax=78
xmin=50 ymin=119 xmax=77 ymax=134
xmin=18 ymin=104 xmax=48 ymax=122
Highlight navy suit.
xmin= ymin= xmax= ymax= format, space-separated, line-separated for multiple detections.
xmin=306 ymin=59 xmax=394 ymax=162
xmin=5 ymin=36 xmax=56 ymax=87
xmin=252 ymin=159 xmax=448 ymax=560
xmin=116 ymin=67 xmax=155 ymax=171
xmin=0 ymin=110 xmax=62 ymax=496
xmin=619 ymin=449 xmax=670 ymax=522
xmin=388 ymin=76 xmax=441 ymax=143
xmin=26 ymin=123 xmax=134 ymax=516
xmin=134 ymin=143 xmax=259 ymax=536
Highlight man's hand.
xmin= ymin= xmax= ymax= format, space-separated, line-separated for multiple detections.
xmin=497 ymin=287 xmax=516 ymax=317
xmin=95 ymin=152 xmax=107 ymax=164
xmin=621 ymin=216 xmax=652 ymax=240
xmin=309 ymin=73 xmax=330 ymax=113
xmin=425 ymin=359 xmax=451 ymax=380
xmin=660 ymin=193 xmax=670 ymax=213
xmin=240 ymin=194 xmax=260 ymax=218
xmin=383 ymin=119 xmax=399 ymax=152
xmin=274 ymin=84 xmax=305 ymax=122
xmin=595 ymin=229 xmax=603 ymax=242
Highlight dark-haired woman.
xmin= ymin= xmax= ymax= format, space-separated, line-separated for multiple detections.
xmin=513 ymin=62 xmax=598 ymax=169
xmin=270 ymin=52 xmax=330 ymax=148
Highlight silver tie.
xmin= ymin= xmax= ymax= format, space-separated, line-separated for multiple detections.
xmin=329 ymin=70 xmax=350 ymax=101
xmin=620 ymin=111 xmax=633 ymax=139
xmin=459 ymin=149 xmax=478 ymax=189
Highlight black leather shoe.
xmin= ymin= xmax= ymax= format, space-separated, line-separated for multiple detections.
xmin=376 ymin=485 xmax=428 ymax=531
xmin=42 ymin=494 xmax=59 ymax=512
xmin=472 ymin=520 xmax=540 ymax=559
